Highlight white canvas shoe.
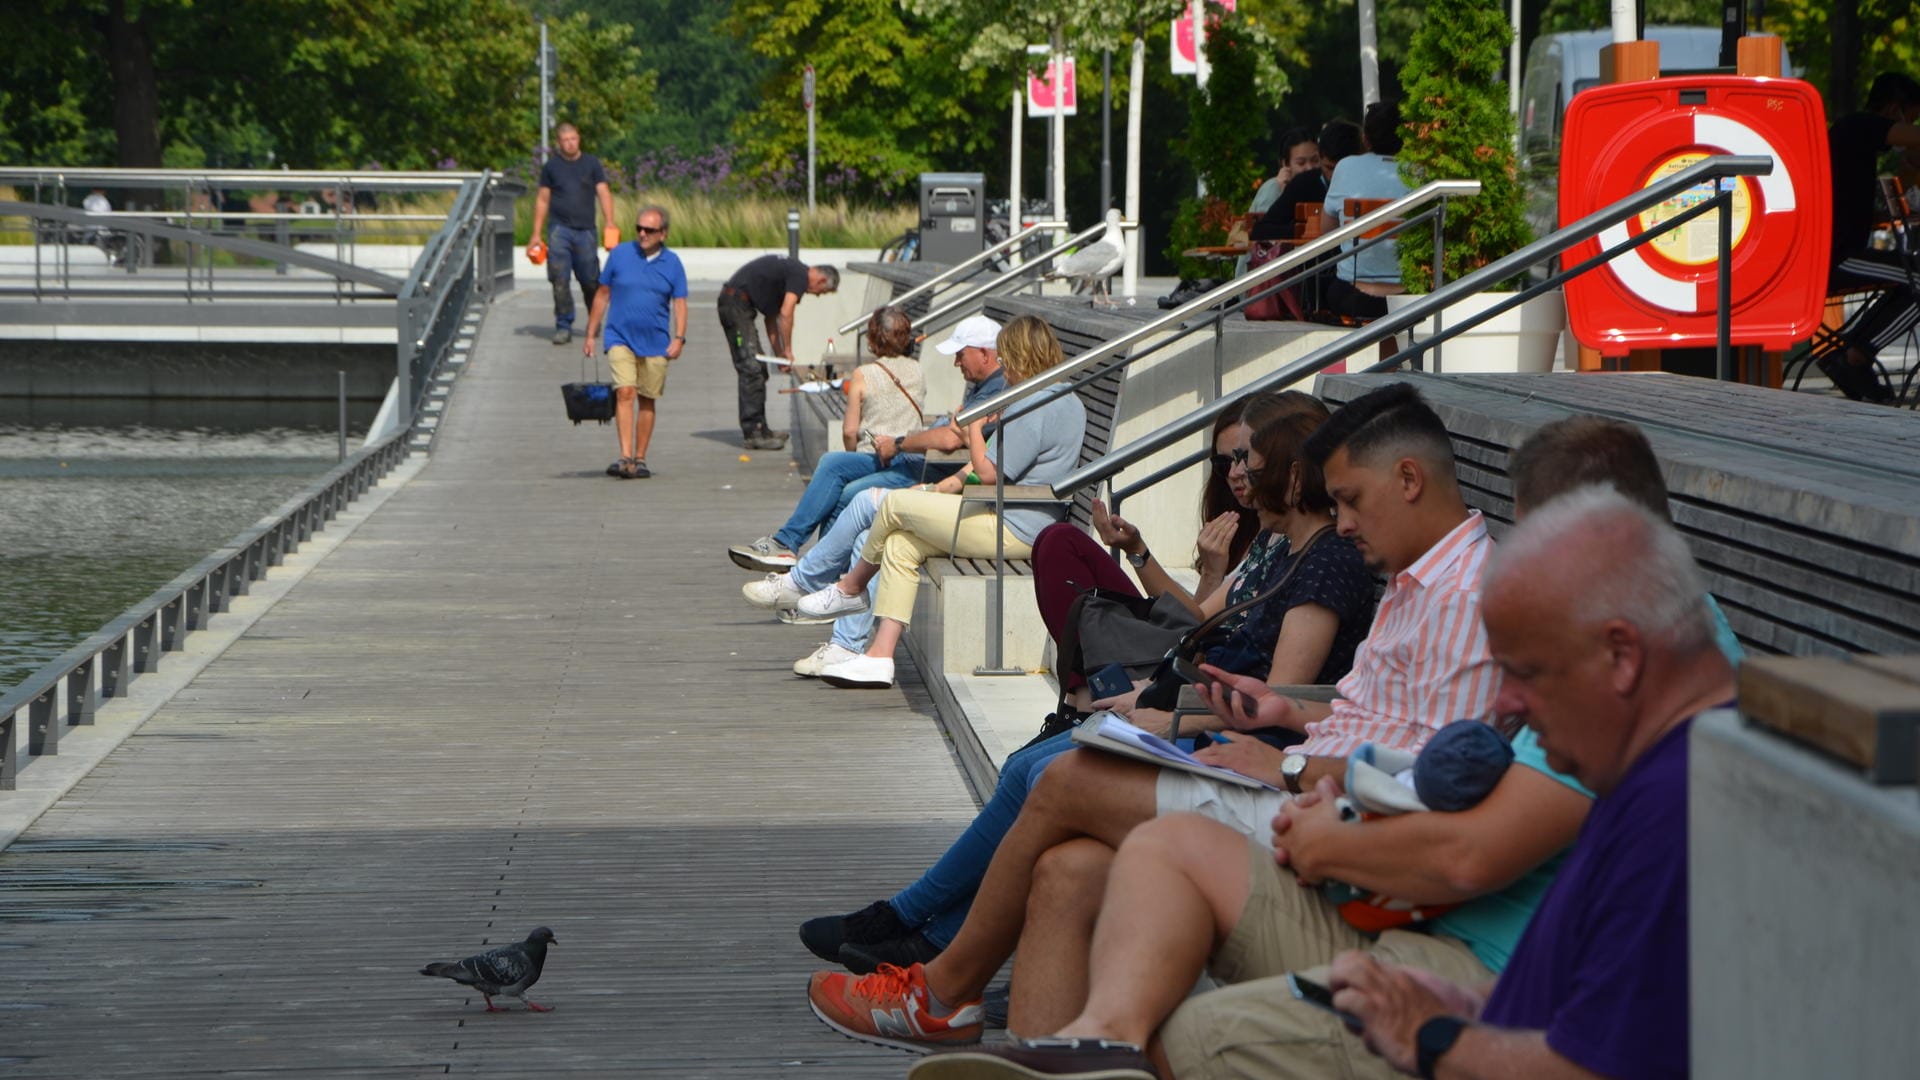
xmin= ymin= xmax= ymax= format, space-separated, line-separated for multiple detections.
xmin=742 ymin=572 xmax=806 ymax=609
xmin=793 ymin=642 xmax=860 ymax=678
xmin=797 ymin=583 xmax=870 ymax=619
xmin=820 ymin=653 xmax=895 ymax=689
xmin=778 ymin=607 xmax=837 ymax=625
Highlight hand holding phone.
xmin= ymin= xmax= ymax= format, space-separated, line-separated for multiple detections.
xmin=1287 ymin=972 xmax=1364 ymax=1033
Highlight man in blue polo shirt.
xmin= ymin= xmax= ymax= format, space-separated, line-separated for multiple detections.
xmin=585 ymin=206 xmax=687 ymax=480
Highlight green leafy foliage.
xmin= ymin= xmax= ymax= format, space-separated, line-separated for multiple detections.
xmin=1395 ymin=0 xmax=1531 ymax=291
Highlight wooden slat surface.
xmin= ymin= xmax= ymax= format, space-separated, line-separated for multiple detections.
xmin=0 ymin=287 xmax=982 ymax=1076
xmin=1320 ymin=372 xmax=1920 ymax=658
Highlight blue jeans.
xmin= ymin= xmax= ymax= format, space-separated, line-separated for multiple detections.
xmin=547 ymin=224 xmax=600 ymax=330
xmin=790 ymin=487 xmax=887 ymax=651
xmin=774 ymin=452 xmax=918 ymax=553
xmin=889 ymin=730 xmax=1081 ymax=948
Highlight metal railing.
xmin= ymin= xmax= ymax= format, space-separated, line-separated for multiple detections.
xmin=1051 ymin=154 xmax=1775 ymax=499
xmin=954 ymin=180 xmax=1483 ymax=429
xmin=837 ymin=220 xmax=1068 ymax=337
xmin=913 ymin=218 xmax=1140 ymax=339
xmin=0 ymin=432 xmax=413 ymax=791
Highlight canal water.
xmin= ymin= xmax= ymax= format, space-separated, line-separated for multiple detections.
xmin=0 ymin=397 xmax=377 ymax=693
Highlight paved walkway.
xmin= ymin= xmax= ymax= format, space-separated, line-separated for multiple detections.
xmin=0 ymin=287 xmax=981 ymax=1077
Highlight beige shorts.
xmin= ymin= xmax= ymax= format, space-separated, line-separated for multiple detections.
xmin=1161 ymin=838 xmax=1492 ymax=1080
xmin=1156 ymin=769 xmax=1291 ymax=851
xmin=608 ymin=345 xmax=668 ymax=398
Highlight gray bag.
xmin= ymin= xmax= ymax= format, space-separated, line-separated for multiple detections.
xmin=1068 ymin=588 xmax=1202 ymax=677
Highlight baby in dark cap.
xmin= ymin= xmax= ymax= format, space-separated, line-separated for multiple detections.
xmin=1323 ymin=721 xmax=1515 ymax=931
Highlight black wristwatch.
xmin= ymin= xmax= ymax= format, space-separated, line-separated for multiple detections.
xmin=1126 ymin=547 xmax=1151 ymax=569
xmin=1415 ymin=1016 xmax=1468 ymax=1079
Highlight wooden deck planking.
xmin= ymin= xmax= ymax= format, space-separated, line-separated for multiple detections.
xmin=0 ymin=286 xmax=980 ymax=1077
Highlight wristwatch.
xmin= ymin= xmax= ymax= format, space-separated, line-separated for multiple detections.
xmin=1280 ymin=752 xmax=1309 ymax=794
xmin=672 ymin=334 xmax=686 ymax=342
xmin=1416 ymin=1016 xmax=1469 ymax=1079
xmin=1126 ymin=547 xmax=1151 ymax=569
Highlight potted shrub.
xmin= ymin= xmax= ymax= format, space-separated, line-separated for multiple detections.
xmin=1389 ymin=0 xmax=1564 ymax=372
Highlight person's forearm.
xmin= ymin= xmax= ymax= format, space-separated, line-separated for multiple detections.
xmin=597 ymin=185 xmax=615 ymax=229
xmin=1193 ymin=565 xmax=1226 ymax=605
xmin=777 ymin=314 xmax=796 ymax=357
xmin=671 ymin=298 xmax=687 ymax=340
xmin=531 ymin=191 xmax=550 ymax=240
xmin=1434 ymin=1027 xmax=1599 ymax=1080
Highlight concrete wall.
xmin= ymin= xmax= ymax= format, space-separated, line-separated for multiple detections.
xmin=0 ymin=341 xmax=393 ymax=400
xmin=1690 ymin=710 xmax=1920 ymax=1078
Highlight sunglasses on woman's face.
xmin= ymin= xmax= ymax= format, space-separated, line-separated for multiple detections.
xmin=1213 ymin=446 xmax=1251 ymax=475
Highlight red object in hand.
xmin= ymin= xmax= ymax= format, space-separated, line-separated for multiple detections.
xmin=527 ymin=241 xmax=548 ymax=266
xmin=602 ymin=226 xmax=620 ymax=250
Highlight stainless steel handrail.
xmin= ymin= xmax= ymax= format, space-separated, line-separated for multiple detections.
xmin=0 ymin=166 xmax=485 ymax=190
xmin=954 ymin=180 xmax=1484 ymax=426
xmin=0 ymin=430 xmax=413 ymax=791
xmin=1047 ymin=154 xmax=1776 ymax=498
xmin=836 ymin=220 xmax=1068 ymax=334
xmin=915 ymin=218 xmax=1141 ymax=335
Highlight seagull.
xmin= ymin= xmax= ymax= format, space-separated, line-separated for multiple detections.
xmin=420 ymin=927 xmax=557 ymax=1012
xmin=1045 ymin=208 xmax=1126 ymax=304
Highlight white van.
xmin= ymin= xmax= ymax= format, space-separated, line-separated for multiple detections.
xmin=1518 ymin=27 xmax=1795 ymax=243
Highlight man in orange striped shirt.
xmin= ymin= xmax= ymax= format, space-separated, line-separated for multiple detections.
xmin=805 ymin=383 xmax=1511 ymax=1055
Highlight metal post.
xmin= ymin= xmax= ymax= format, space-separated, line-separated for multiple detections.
xmin=1192 ymin=0 xmax=1208 ymax=197
xmin=1716 ymin=182 xmax=1733 ymax=381
xmin=1431 ymin=199 xmax=1447 ymax=372
xmin=338 ymin=370 xmax=348 ymax=462
xmin=787 ymin=207 xmax=801 ymax=259
xmin=538 ymin=19 xmax=551 ymax=163
xmin=1101 ymin=50 xmax=1113 ymax=214
xmin=802 ymin=65 xmax=817 ymax=214
xmin=976 ymin=428 xmax=1023 ymax=676
xmin=1011 ymin=80 xmax=1024 ymax=267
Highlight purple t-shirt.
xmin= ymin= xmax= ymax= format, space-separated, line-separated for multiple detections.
xmin=1478 ymin=719 xmax=1693 ymax=1080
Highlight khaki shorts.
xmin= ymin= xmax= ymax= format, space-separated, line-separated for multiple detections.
xmin=1161 ymin=838 xmax=1491 ymax=1080
xmin=608 ymin=344 xmax=668 ymax=398
xmin=1156 ymin=769 xmax=1291 ymax=851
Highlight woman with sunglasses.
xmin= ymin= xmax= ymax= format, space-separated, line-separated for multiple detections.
xmin=796 ymin=389 xmax=1377 ymax=976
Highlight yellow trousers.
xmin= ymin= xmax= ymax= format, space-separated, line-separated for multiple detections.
xmin=859 ymin=489 xmax=1031 ymax=624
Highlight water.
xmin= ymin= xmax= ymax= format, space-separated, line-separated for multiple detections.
xmin=0 ymin=398 xmax=376 ymax=692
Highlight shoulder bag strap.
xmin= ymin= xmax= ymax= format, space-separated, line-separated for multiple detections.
xmin=1177 ymin=526 xmax=1333 ymax=654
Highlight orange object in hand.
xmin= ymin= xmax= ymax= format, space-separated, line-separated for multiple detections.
xmin=602 ymin=226 xmax=620 ymax=250
xmin=527 ymin=241 xmax=548 ymax=265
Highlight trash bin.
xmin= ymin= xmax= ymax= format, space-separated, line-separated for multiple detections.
xmin=918 ymin=172 xmax=985 ymax=266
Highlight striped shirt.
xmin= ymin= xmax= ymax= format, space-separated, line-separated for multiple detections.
xmin=1300 ymin=511 xmax=1503 ymax=758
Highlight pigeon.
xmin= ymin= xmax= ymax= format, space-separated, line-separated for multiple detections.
xmin=1044 ymin=208 xmax=1126 ymax=303
xmin=419 ymin=926 xmax=557 ymax=1012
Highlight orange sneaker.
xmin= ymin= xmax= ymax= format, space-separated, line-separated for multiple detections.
xmin=806 ymin=962 xmax=983 ymax=1053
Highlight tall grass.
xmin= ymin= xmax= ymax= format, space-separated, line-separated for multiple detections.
xmin=514 ymin=190 xmax=916 ymax=249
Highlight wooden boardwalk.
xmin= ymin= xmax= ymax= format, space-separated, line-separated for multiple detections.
xmin=0 ymin=287 xmax=981 ymax=1077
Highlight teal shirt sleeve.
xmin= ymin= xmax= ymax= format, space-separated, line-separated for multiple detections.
xmin=1704 ymin=594 xmax=1742 ymax=667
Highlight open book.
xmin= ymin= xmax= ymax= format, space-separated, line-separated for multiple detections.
xmin=1070 ymin=711 xmax=1279 ymax=791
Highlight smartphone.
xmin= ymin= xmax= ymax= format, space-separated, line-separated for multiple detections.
xmin=1087 ymin=662 xmax=1134 ymax=702
xmin=1287 ymin=973 xmax=1364 ymax=1033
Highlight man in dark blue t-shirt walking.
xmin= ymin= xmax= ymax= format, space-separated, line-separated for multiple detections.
xmin=529 ymin=122 xmax=616 ymax=346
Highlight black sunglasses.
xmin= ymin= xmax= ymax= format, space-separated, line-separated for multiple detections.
xmin=1212 ymin=446 xmax=1252 ymax=474
xmin=635 ymin=225 xmax=665 ymax=235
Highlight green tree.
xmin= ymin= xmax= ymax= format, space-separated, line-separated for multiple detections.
xmin=724 ymin=0 xmax=1007 ymax=197
xmin=1395 ymin=0 xmax=1530 ymax=290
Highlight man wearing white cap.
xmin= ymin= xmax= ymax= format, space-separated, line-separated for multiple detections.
xmin=727 ymin=313 xmax=1007 ymax=573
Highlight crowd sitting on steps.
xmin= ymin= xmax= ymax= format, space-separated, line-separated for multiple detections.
xmin=721 ymin=309 xmax=1739 ymax=1078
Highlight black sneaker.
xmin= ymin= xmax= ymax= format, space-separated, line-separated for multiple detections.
xmin=1816 ymin=353 xmax=1895 ymax=403
xmin=799 ymin=899 xmax=912 ymax=964
xmin=1014 ymin=709 xmax=1085 ymax=754
xmin=982 ymin=983 xmax=1010 ymax=1030
xmin=838 ymin=931 xmax=942 ymax=974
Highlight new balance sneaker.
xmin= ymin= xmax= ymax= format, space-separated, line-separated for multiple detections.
xmin=794 ymin=641 xmax=860 ymax=678
xmin=820 ymin=653 xmax=894 ymax=689
xmin=743 ymin=572 xmax=806 ymax=609
xmin=799 ymin=899 xmax=913 ymax=964
xmin=907 ymin=1038 xmax=1160 ymax=1079
xmin=838 ymin=931 xmax=941 ymax=974
xmin=806 ymin=962 xmax=983 ymax=1054
xmin=728 ymin=536 xmax=798 ymax=572
xmin=797 ymin=583 xmax=869 ymax=619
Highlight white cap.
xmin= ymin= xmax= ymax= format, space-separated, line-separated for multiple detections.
xmin=933 ymin=314 xmax=1002 ymax=355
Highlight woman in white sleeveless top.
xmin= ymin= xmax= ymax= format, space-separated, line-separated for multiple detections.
xmin=842 ymin=307 xmax=926 ymax=451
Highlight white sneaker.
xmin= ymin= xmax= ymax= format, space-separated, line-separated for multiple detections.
xmin=778 ymin=607 xmax=837 ymax=626
xmin=819 ymin=653 xmax=895 ymax=689
xmin=742 ymin=572 xmax=806 ymax=609
xmin=728 ymin=535 xmax=798 ymax=572
xmin=796 ymin=583 xmax=870 ymax=619
xmin=794 ymin=641 xmax=860 ymax=678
